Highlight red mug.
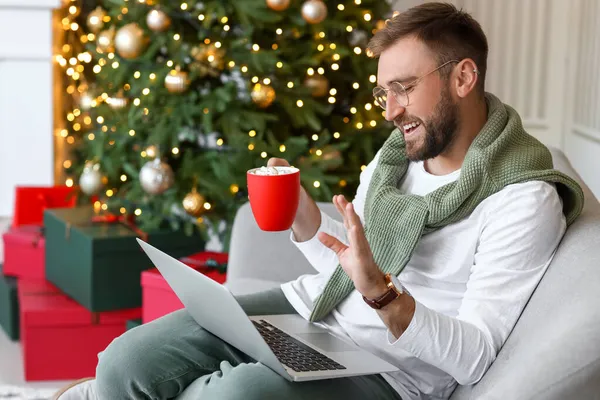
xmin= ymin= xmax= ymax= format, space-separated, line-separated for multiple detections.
xmin=247 ymin=166 xmax=300 ymax=231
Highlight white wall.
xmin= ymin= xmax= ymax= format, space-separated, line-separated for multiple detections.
xmin=392 ymin=0 xmax=600 ymax=197
xmin=0 ymin=0 xmax=59 ymax=217
xmin=563 ymin=0 xmax=600 ymax=198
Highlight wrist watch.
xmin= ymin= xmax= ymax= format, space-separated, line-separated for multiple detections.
xmin=362 ymin=273 xmax=408 ymax=310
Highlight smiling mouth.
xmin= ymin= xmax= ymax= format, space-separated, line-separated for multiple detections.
xmin=400 ymin=121 xmax=422 ymax=136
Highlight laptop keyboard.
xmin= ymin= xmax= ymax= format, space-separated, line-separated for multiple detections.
xmin=252 ymin=319 xmax=347 ymax=373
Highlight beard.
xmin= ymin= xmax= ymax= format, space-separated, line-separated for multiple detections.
xmin=396 ymin=84 xmax=459 ymax=162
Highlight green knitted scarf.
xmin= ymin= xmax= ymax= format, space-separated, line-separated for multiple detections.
xmin=309 ymin=93 xmax=584 ymax=322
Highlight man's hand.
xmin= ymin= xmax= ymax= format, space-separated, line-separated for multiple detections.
xmin=267 ymin=157 xmax=321 ymax=242
xmin=267 ymin=157 xmax=290 ymax=168
xmin=318 ymin=195 xmax=387 ymax=299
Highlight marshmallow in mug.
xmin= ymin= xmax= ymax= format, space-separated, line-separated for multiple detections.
xmin=249 ymin=166 xmax=299 ymax=176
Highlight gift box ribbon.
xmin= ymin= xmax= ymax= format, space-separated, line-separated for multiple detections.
xmin=12 ymin=225 xmax=45 ymax=248
xmin=64 ymin=211 xmax=148 ymax=242
xmin=90 ymin=213 xmax=149 ymax=242
xmin=37 ymin=193 xmax=48 ymax=215
xmin=179 ymin=257 xmax=227 ymax=274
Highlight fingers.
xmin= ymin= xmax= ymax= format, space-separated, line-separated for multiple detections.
xmin=333 ymin=195 xmax=351 ymax=230
xmin=333 ymin=195 xmax=347 ymax=229
xmin=348 ymin=224 xmax=369 ymax=256
xmin=345 ymin=202 xmax=362 ymax=228
xmin=318 ymin=232 xmax=347 ymax=255
xmin=345 ymin=203 xmax=369 ymax=254
xmin=267 ymin=157 xmax=290 ymax=167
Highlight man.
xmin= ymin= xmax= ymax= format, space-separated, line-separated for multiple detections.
xmin=55 ymin=2 xmax=583 ymax=399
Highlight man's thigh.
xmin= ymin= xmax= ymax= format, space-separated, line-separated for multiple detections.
xmin=177 ymin=360 xmax=402 ymax=400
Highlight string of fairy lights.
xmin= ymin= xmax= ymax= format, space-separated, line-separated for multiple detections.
xmin=54 ymin=0 xmax=395 ymax=216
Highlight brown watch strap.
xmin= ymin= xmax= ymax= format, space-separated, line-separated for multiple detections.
xmin=362 ymin=273 xmax=400 ymax=310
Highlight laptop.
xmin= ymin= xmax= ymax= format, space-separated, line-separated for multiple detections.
xmin=136 ymin=239 xmax=399 ymax=382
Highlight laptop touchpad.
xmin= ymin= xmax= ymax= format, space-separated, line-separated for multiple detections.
xmin=296 ymin=333 xmax=357 ymax=352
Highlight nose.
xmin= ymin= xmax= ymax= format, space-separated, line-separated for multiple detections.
xmin=384 ymin=95 xmax=405 ymax=122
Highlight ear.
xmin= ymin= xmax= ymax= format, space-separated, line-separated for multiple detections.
xmin=454 ymin=58 xmax=479 ymax=98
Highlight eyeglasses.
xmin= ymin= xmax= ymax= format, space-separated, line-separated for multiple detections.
xmin=372 ymin=60 xmax=461 ymax=110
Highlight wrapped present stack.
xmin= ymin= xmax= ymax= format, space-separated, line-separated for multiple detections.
xmin=1 ymin=185 xmax=77 ymax=343
xmin=0 ymin=185 xmax=226 ymax=381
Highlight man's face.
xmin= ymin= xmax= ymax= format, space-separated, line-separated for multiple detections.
xmin=377 ymin=36 xmax=459 ymax=161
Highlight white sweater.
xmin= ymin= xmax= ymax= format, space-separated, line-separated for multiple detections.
xmin=280 ymin=150 xmax=566 ymax=400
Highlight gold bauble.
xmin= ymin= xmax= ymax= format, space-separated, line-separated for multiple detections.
xmin=145 ymin=145 xmax=158 ymax=159
xmin=146 ymin=8 xmax=171 ymax=32
xmin=190 ymin=44 xmax=225 ymax=77
xmin=301 ymin=0 xmax=327 ymax=24
xmin=183 ymin=188 xmax=206 ymax=217
xmin=305 ymin=75 xmax=329 ymax=97
xmin=164 ymin=69 xmax=190 ymax=93
xmin=251 ymin=84 xmax=276 ymax=108
xmin=87 ymin=7 xmax=106 ymax=33
xmin=266 ymin=0 xmax=290 ymax=11
xmin=115 ymin=23 xmax=148 ymax=59
xmin=97 ymin=27 xmax=116 ymax=53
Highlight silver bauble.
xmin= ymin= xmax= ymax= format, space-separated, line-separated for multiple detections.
xmin=301 ymin=0 xmax=327 ymax=24
xmin=139 ymin=158 xmax=174 ymax=195
xmin=79 ymin=163 xmax=103 ymax=195
xmin=146 ymin=8 xmax=171 ymax=32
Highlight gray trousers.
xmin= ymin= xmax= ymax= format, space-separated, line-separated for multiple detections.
xmin=95 ymin=287 xmax=402 ymax=400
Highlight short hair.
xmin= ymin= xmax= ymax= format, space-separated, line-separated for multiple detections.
xmin=368 ymin=2 xmax=488 ymax=93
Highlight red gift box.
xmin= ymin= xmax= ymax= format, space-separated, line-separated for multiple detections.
xmin=2 ymin=226 xmax=45 ymax=280
xmin=12 ymin=185 xmax=77 ymax=228
xmin=141 ymin=252 xmax=228 ymax=323
xmin=18 ymin=279 xmax=141 ymax=381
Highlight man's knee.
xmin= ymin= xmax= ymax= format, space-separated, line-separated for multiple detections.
xmin=95 ymin=328 xmax=152 ymax=399
xmin=95 ymin=309 xmax=193 ymax=399
xmin=217 ymin=362 xmax=292 ymax=400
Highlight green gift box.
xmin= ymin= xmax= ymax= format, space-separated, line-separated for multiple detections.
xmin=44 ymin=207 xmax=205 ymax=312
xmin=0 ymin=264 xmax=19 ymax=341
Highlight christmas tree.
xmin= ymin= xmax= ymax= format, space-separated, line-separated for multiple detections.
xmin=59 ymin=0 xmax=393 ymax=249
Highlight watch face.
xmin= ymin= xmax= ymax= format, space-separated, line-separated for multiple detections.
xmin=390 ymin=275 xmax=405 ymax=295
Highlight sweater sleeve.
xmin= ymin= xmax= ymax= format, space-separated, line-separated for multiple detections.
xmin=386 ymin=181 xmax=566 ymax=385
xmin=289 ymin=151 xmax=381 ymax=275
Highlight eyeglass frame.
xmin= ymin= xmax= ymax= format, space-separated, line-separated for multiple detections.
xmin=372 ymin=59 xmax=479 ymax=110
